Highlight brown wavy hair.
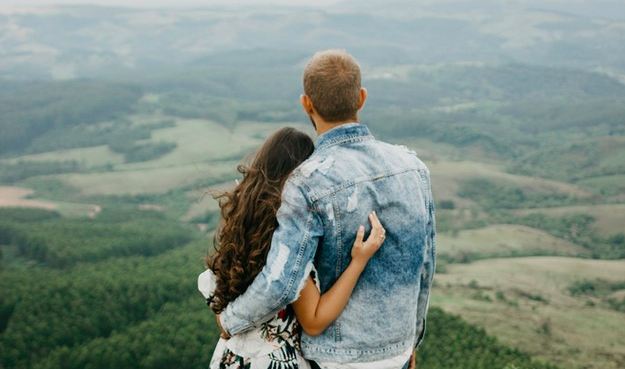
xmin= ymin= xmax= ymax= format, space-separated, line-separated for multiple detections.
xmin=206 ymin=127 xmax=314 ymax=314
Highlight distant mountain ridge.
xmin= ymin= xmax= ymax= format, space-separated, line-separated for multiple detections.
xmin=1 ymin=0 xmax=624 ymax=80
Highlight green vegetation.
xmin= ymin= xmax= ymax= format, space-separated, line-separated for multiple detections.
xmin=434 ymin=257 xmax=625 ymax=369
xmin=0 ymin=208 xmax=194 ymax=268
xmin=0 ymin=207 xmax=563 ymax=369
xmin=0 ymin=81 xmax=142 ymax=155
xmin=509 ymin=213 xmax=625 ymax=259
xmin=569 ymin=279 xmax=625 ymax=313
xmin=30 ymin=297 xmax=219 ymax=369
xmin=0 ymin=240 xmax=209 ymax=369
xmin=109 ymin=139 xmax=177 ymax=163
xmin=509 ymin=136 xmax=625 ymax=196
xmin=458 ymin=178 xmax=580 ymax=209
xmin=27 ymin=118 xmax=177 ymax=161
xmin=159 ymin=92 xmax=299 ymax=128
xmin=0 ymin=161 xmax=84 ymax=183
xmin=416 ymin=308 xmax=558 ymax=369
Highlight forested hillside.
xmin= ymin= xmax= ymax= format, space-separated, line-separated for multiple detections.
xmin=1 ymin=1 xmax=624 ymax=368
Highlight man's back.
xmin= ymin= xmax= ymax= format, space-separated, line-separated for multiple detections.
xmin=290 ymin=123 xmax=436 ymax=363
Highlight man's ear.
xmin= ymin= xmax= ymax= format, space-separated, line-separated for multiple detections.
xmin=300 ymin=94 xmax=315 ymax=115
xmin=357 ymin=87 xmax=368 ymax=110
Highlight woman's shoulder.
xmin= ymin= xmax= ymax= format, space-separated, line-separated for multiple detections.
xmin=198 ymin=268 xmax=217 ymax=299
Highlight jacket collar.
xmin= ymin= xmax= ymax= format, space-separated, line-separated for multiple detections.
xmin=315 ymin=123 xmax=373 ymax=151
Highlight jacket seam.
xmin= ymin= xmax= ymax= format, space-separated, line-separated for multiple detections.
xmin=332 ymin=192 xmax=342 ymax=342
xmin=271 ymin=189 xmax=316 ymax=314
xmin=302 ymin=337 xmax=412 ymax=355
xmin=316 ymin=133 xmax=374 ymax=151
xmin=309 ymin=166 xmax=423 ymax=203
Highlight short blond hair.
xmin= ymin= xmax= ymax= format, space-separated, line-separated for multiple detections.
xmin=303 ymin=50 xmax=362 ymax=123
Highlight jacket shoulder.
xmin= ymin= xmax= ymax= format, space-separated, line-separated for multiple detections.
xmin=377 ymin=140 xmax=430 ymax=172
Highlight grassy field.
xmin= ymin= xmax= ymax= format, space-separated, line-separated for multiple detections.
xmin=28 ymin=118 xmax=310 ymax=196
xmin=0 ymin=185 xmax=101 ymax=217
xmin=403 ymin=131 xmax=625 ymax=368
xmin=417 ymin=159 xmax=592 ymax=208
xmin=49 ymin=161 xmax=235 ymax=195
xmin=437 ymin=224 xmax=591 ymax=259
xmin=0 ymin=145 xmax=125 ymax=168
xmin=577 ymin=174 xmax=625 ymax=198
xmin=181 ymin=183 xmax=230 ymax=223
xmin=118 ymin=118 xmax=256 ymax=171
xmin=514 ymin=204 xmax=625 ymax=235
xmin=432 ymin=256 xmax=625 ymax=369
xmin=0 ymin=186 xmax=56 ymax=210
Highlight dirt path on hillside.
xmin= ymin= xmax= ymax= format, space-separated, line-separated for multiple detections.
xmin=0 ymin=186 xmax=57 ymax=210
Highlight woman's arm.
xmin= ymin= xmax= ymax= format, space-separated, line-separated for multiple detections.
xmin=291 ymin=211 xmax=386 ymax=336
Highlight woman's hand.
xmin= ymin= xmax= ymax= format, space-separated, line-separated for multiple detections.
xmin=351 ymin=211 xmax=386 ymax=265
xmin=292 ymin=210 xmax=386 ymax=336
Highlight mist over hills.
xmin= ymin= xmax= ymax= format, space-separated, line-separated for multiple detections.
xmin=1 ymin=0 xmax=624 ymax=80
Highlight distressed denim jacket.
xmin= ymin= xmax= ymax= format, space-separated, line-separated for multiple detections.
xmin=221 ymin=123 xmax=436 ymax=363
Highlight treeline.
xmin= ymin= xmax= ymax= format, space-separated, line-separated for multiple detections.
xmin=433 ymin=187 xmax=624 ymax=259
xmin=0 ymin=80 xmax=142 ymax=155
xmin=0 ymin=160 xmax=83 ymax=183
xmin=457 ymin=178 xmax=583 ymax=210
xmin=109 ymin=139 xmax=177 ymax=163
xmin=26 ymin=118 xmax=177 ymax=160
xmin=364 ymin=65 xmax=625 ymax=174
xmin=405 ymin=64 xmax=625 ymax=102
xmin=510 ymin=213 xmax=625 ymax=259
xmin=365 ymin=109 xmax=517 ymax=159
xmin=0 ymin=207 xmax=194 ymax=268
xmin=365 ymin=96 xmax=625 ymax=162
xmin=509 ymin=136 xmax=625 ymax=183
xmin=159 ymin=92 xmax=300 ymax=127
xmin=417 ymin=308 xmax=558 ymax=369
xmin=0 ymin=118 xmax=178 ymax=184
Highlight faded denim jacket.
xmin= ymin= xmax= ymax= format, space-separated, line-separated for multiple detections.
xmin=220 ymin=123 xmax=436 ymax=363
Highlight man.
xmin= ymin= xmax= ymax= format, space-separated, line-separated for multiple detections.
xmin=218 ymin=50 xmax=436 ymax=369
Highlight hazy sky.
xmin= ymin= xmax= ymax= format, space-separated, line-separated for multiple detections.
xmin=2 ymin=0 xmax=342 ymax=7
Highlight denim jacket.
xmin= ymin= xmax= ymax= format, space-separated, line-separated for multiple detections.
xmin=220 ymin=123 xmax=436 ymax=363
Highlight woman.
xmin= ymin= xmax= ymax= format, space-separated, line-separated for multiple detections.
xmin=198 ymin=127 xmax=386 ymax=369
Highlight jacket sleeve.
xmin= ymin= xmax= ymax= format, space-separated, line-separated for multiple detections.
xmin=415 ymin=168 xmax=436 ymax=349
xmin=220 ymin=178 xmax=323 ymax=335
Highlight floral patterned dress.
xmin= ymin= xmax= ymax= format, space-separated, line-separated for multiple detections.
xmin=198 ymin=269 xmax=312 ymax=369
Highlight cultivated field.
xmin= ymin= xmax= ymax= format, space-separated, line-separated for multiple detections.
xmin=0 ymin=186 xmax=56 ymax=210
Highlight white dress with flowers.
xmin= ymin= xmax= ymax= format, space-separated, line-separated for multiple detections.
xmin=198 ymin=269 xmax=312 ymax=369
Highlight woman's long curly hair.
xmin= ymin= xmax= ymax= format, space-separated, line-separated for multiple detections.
xmin=206 ymin=127 xmax=314 ymax=314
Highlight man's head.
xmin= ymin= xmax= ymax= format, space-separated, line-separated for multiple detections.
xmin=301 ymin=50 xmax=367 ymax=133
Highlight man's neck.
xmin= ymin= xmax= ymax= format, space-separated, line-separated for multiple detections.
xmin=315 ymin=118 xmax=359 ymax=136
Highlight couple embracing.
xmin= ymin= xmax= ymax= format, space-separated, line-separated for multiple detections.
xmin=198 ymin=50 xmax=436 ymax=369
